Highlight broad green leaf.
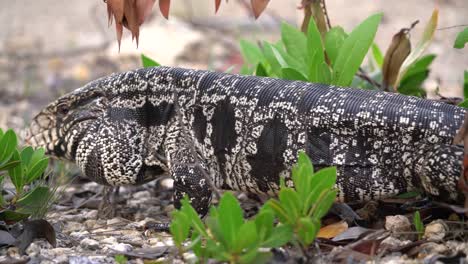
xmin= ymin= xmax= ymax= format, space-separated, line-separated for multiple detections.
xmin=255 ymin=63 xmax=268 ymax=77
xmin=0 ymin=210 xmax=30 ymax=223
xmin=297 ymin=217 xmax=319 ymax=245
xmin=0 ymin=129 xmax=18 ymax=163
xmin=281 ymin=68 xmax=308 ymax=81
xmin=239 ymin=249 xmax=272 ymax=264
xmin=234 ymin=221 xmax=258 ymax=253
xmin=396 ymin=9 xmax=438 ymax=87
xmin=254 ymin=207 xmax=274 ymax=241
xmin=303 ymin=167 xmax=337 ymax=213
xmin=217 ymin=192 xmax=244 ymax=250
xmin=332 ymin=13 xmax=382 ymax=86
xmin=239 ymin=64 xmax=254 ymax=75
xmin=278 ymin=188 xmax=302 ymax=222
xmin=0 ymin=160 xmax=21 ymax=171
xmin=7 ymin=150 xmax=23 ymax=192
xmin=312 ymin=189 xmax=337 ymax=219
xmin=271 ymin=45 xmax=308 ymax=77
xmin=16 ymin=186 xmax=50 ymax=214
xmin=459 ymin=99 xmax=468 ymax=109
xmin=398 ymin=71 xmax=428 ymax=97
xmin=262 ymin=42 xmax=282 ymax=77
xmin=20 ymin=147 xmax=34 ymax=167
xmin=141 ymin=54 xmax=160 ymax=68
xmin=261 ymin=224 xmax=293 ymax=248
xmin=240 ymin=40 xmax=264 ymax=66
xmin=324 ymin=26 xmax=347 ymax=66
xmin=316 ymin=62 xmax=332 ymax=84
xmin=25 ymin=158 xmax=49 ymax=184
xmin=372 ymin=43 xmax=384 ymax=68
xmin=29 ymin=148 xmax=46 ymax=168
xmin=0 ymin=129 xmax=3 ymax=138
xmin=267 ymin=200 xmax=292 ymax=224
xmin=292 ymin=151 xmax=314 ymax=202
xmin=189 ymin=230 xmax=203 ymax=258
xmin=454 ymin=27 xmax=468 ymax=49
xmin=180 ymin=197 xmax=208 ymax=237
xmin=306 ymin=18 xmax=327 ymax=82
xmin=401 ymin=54 xmax=436 ymax=79
xmin=281 ymin=22 xmax=307 ymax=65
xmin=170 ymin=211 xmax=190 ymax=247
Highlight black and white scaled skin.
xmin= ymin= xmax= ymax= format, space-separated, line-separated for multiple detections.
xmin=26 ymin=66 xmax=466 ymax=216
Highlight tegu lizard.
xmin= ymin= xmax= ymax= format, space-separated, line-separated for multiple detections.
xmin=26 ymin=66 xmax=466 ymax=216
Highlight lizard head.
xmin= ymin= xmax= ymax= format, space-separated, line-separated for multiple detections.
xmin=26 ymin=80 xmax=106 ymax=160
xmin=26 ymin=71 xmax=170 ymax=186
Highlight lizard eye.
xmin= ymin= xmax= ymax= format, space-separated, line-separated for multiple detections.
xmin=57 ymin=103 xmax=69 ymax=115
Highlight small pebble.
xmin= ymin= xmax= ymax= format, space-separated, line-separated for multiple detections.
xmin=423 ymin=220 xmax=448 ymax=242
xmin=385 ymin=215 xmax=412 ymax=240
xmin=133 ymin=190 xmax=152 ymax=199
xmin=109 ymin=243 xmax=133 ymax=253
xmin=84 ymin=210 xmax=98 ymax=219
xmin=70 ymin=230 xmax=90 ymax=239
xmin=101 ymin=237 xmax=118 ymax=244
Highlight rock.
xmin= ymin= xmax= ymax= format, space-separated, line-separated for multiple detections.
xmin=84 ymin=210 xmax=98 ymax=219
xmin=160 ymin=178 xmax=174 ymax=189
xmin=80 ymin=238 xmax=100 ymax=250
xmin=385 ymin=215 xmax=413 ymax=240
xmin=107 ymin=217 xmax=126 ymax=226
xmin=60 ymin=214 xmax=85 ymax=222
xmin=70 ymin=230 xmax=90 ymax=240
xmin=109 ymin=243 xmax=133 ymax=253
xmin=84 ymin=219 xmax=97 ymax=229
xmin=423 ymin=220 xmax=448 ymax=242
xmin=418 ymin=242 xmax=449 ymax=257
xmin=380 ymin=236 xmax=412 ymax=251
xmin=101 ymin=237 xmax=118 ymax=244
xmin=133 ymin=190 xmax=152 ymax=199
xmin=63 ymin=221 xmax=84 ymax=233
xmin=25 ymin=241 xmax=53 ymax=257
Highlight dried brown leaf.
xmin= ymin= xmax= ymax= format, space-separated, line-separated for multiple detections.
xmin=251 ymin=0 xmax=269 ymax=19
xmin=382 ymin=29 xmax=411 ymax=92
xmin=317 ymin=220 xmax=348 ymax=239
xmin=136 ymin=0 xmax=155 ymax=24
xmin=159 ymin=0 xmax=171 ymax=19
xmin=107 ymin=0 xmax=125 ymax=23
xmin=214 ymin=0 xmax=222 ymax=13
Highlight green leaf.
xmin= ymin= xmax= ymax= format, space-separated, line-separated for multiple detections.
xmin=401 ymin=54 xmax=436 ymax=79
xmin=0 ymin=129 xmax=18 ymax=163
xmin=306 ymin=18 xmax=327 ymax=82
xmin=170 ymin=211 xmax=190 ymax=247
xmin=25 ymin=158 xmax=49 ymax=184
xmin=459 ymin=99 xmax=468 ymax=109
xmin=141 ymin=54 xmax=160 ymax=68
xmin=278 ymin=188 xmax=302 ymax=222
xmin=0 ymin=128 xmax=3 ymax=138
xmin=267 ymin=200 xmax=292 ymax=224
xmin=464 ymin=70 xmax=468 ymax=99
xmin=0 ymin=160 xmax=20 ymax=171
xmin=454 ymin=27 xmax=468 ymax=49
xmin=16 ymin=186 xmax=50 ymax=214
xmin=292 ymin=151 xmax=314 ymax=201
xmin=234 ymin=221 xmax=258 ymax=253
xmin=180 ymin=197 xmax=208 ymax=237
xmin=7 ymin=150 xmax=23 ymax=192
xmin=324 ymin=26 xmax=347 ymax=66
xmin=240 ymin=40 xmax=264 ymax=66
xmin=255 ymin=63 xmax=268 ymax=77
xmin=239 ymin=249 xmax=272 ymax=264
xmin=281 ymin=68 xmax=308 ymax=81
xmin=217 ymin=192 xmax=244 ymax=250
xmin=396 ymin=9 xmax=438 ymax=87
xmin=0 ymin=210 xmax=30 ymax=223
xmin=254 ymin=207 xmax=274 ymax=241
xmin=303 ymin=166 xmax=337 ymax=213
xmin=297 ymin=217 xmax=319 ymax=245
xmin=372 ymin=43 xmax=384 ymax=68
xmin=281 ymin=22 xmax=307 ymax=65
xmin=413 ymin=211 xmax=424 ymax=240
xmin=312 ymin=189 xmax=337 ymax=219
xmin=261 ymin=224 xmax=293 ymax=248
xmin=398 ymin=71 xmax=428 ymax=97
xmin=20 ymin=147 xmax=34 ymax=167
xmin=332 ymin=13 xmax=382 ymax=86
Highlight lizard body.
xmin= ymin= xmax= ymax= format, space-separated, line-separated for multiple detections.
xmin=27 ymin=66 xmax=466 ymax=215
